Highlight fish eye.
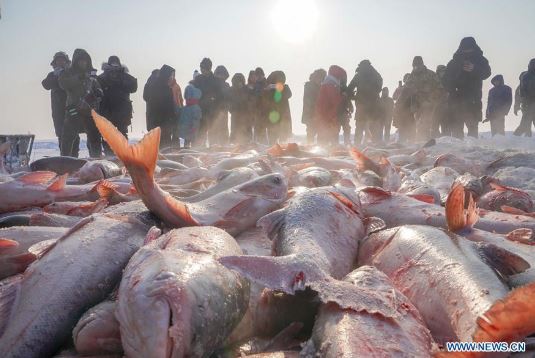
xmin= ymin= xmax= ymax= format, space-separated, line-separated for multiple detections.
xmin=272 ymin=176 xmax=282 ymax=185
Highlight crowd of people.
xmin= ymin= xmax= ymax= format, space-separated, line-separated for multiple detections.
xmin=42 ymin=37 xmax=535 ymax=158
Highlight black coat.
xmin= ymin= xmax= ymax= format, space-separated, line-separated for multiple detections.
xmin=98 ymin=65 xmax=137 ymax=127
xmin=193 ymin=72 xmax=223 ymax=118
xmin=486 ymin=76 xmax=512 ymax=118
xmin=520 ymin=69 xmax=535 ymax=107
xmin=443 ymin=48 xmax=491 ymax=104
xmin=348 ymin=65 xmax=383 ymax=104
xmin=144 ymin=65 xmax=176 ymax=126
xmin=42 ymin=71 xmax=67 ymax=123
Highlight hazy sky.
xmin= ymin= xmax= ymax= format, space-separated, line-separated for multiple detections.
xmin=1 ymin=0 xmax=534 ymax=139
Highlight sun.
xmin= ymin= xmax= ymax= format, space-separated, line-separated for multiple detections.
xmin=271 ymin=0 xmax=319 ymax=44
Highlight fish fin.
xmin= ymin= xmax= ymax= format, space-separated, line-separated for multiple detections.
xmin=505 ymin=228 xmax=535 ymax=245
xmin=363 ymin=217 xmax=386 ymax=235
xmin=257 ymin=208 xmax=287 ymax=241
xmin=128 ymin=185 xmax=138 ymax=195
xmin=286 ymin=143 xmax=299 ymax=155
xmin=308 ymin=278 xmax=399 ymax=318
xmin=500 ymin=205 xmax=525 ymax=215
xmin=0 ymin=238 xmax=19 ymax=254
xmin=421 ymin=138 xmax=436 ymax=148
xmin=39 ymin=216 xmax=95 ymax=258
xmin=93 ymin=110 xmax=160 ymax=179
xmin=475 ymin=242 xmax=530 ymax=278
xmin=267 ymin=144 xmax=284 ymax=157
xmin=411 ymin=148 xmax=427 ymax=163
xmin=257 ymin=158 xmax=274 ymax=174
xmin=28 ymin=239 xmax=58 ymax=258
xmin=359 ymin=186 xmax=391 ymax=204
xmin=490 ymin=182 xmax=507 ymax=192
xmin=433 ymin=153 xmax=451 ymax=168
xmin=18 ymin=171 xmax=56 ymax=185
xmin=47 ymin=174 xmax=68 ymax=192
xmin=163 ymin=195 xmax=198 ymax=226
xmin=349 ymin=148 xmax=380 ymax=174
xmin=445 ymin=183 xmax=479 ymax=232
xmin=0 ymin=273 xmax=23 ymax=337
xmin=490 ymin=182 xmax=530 ymax=196
xmin=218 ymin=254 xmax=324 ymax=294
xmin=472 ymin=281 xmax=535 ymax=345
xmin=95 ymin=179 xmax=119 ymax=199
xmin=144 ymin=226 xmax=162 ymax=245
xmin=4 ymin=252 xmax=37 ymax=275
xmin=407 ymin=194 xmax=435 ymax=204
xmin=501 ymin=205 xmax=535 ymax=218
xmin=69 ymin=198 xmax=108 ymax=215
xmin=329 ymin=191 xmax=360 ymax=215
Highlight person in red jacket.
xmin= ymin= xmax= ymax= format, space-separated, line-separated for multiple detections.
xmin=315 ymin=65 xmax=347 ymax=146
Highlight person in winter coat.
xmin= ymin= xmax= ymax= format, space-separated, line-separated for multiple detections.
xmin=262 ymin=71 xmax=293 ymax=144
xmin=338 ymin=84 xmax=354 ymax=146
xmin=514 ymin=59 xmax=535 ymax=137
xmin=42 ymin=51 xmax=73 ymax=153
xmin=513 ymin=71 xmax=529 ymax=136
xmin=315 ymin=65 xmax=346 ymax=146
xmin=379 ymin=87 xmax=394 ymax=142
xmin=143 ymin=69 xmax=160 ymax=131
xmin=302 ymin=69 xmax=326 ymax=144
xmin=443 ymin=37 xmax=491 ymax=138
xmin=179 ymin=72 xmax=202 ymax=148
xmin=404 ymin=56 xmax=441 ymax=141
xmin=434 ymin=65 xmax=450 ymax=136
xmin=211 ymin=65 xmax=231 ymax=145
xmin=59 ymin=49 xmax=103 ymax=158
xmin=229 ymin=73 xmax=252 ymax=144
xmin=193 ymin=58 xmax=223 ymax=146
xmin=485 ymin=75 xmax=512 ymax=136
xmin=253 ymin=67 xmax=268 ymax=143
xmin=348 ymin=60 xmax=383 ymax=145
xmin=98 ymin=56 xmax=138 ymax=155
xmin=144 ymin=64 xmax=177 ymax=148
xmin=393 ymin=73 xmax=415 ymax=143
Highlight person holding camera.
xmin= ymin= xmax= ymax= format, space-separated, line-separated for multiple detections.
xmin=59 ymin=49 xmax=103 ymax=158
xmin=42 ymin=51 xmax=73 ymax=153
xmin=443 ymin=37 xmax=491 ymax=138
xmin=98 ymin=56 xmax=138 ymax=155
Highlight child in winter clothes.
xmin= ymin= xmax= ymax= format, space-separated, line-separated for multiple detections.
xmin=179 ymin=72 xmax=202 ymax=147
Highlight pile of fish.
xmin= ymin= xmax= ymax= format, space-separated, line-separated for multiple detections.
xmin=1 ymin=111 xmax=535 ymax=357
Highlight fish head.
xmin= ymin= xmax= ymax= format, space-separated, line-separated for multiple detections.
xmin=238 ymin=174 xmax=288 ymax=203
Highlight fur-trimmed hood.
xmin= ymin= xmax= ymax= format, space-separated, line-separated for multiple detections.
xmin=101 ymin=62 xmax=129 ymax=73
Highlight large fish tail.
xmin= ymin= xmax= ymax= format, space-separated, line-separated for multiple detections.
xmin=92 ymin=111 xmax=197 ymax=228
xmin=445 ymin=183 xmax=479 ymax=232
xmin=436 ymin=282 xmax=535 ymax=357
xmin=349 ymin=148 xmax=382 ymax=175
xmin=92 ymin=110 xmax=160 ymax=179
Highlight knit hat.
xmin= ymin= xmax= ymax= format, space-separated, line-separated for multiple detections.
xmin=412 ymin=56 xmax=424 ymax=67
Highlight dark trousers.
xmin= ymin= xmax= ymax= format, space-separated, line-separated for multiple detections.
xmin=61 ymin=112 xmax=102 ymax=158
xmin=514 ymin=104 xmax=535 ymax=137
xmin=489 ymin=116 xmax=505 ymax=136
xmin=449 ymin=98 xmax=482 ymax=139
xmin=398 ymin=116 xmax=416 ymax=143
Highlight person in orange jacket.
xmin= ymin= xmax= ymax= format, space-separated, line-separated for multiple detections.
xmin=315 ymin=65 xmax=347 ymax=146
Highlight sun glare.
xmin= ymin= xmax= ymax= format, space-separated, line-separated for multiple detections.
xmin=271 ymin=0 xmax=319 ymax=44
